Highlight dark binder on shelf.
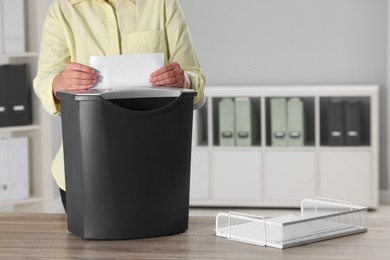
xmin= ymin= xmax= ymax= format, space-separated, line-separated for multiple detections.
xmin=235 ymin=97 xmax=255 ymax=146
xmin=219 ymin=98 xmax=235 ymax=146
xmin=6 ymin=64 xmax=31 ymax=126
xmin=271 ymin=98 xmax=287 ymax=146
xmin=287 ymin=98 xmax=305 ymax=146
xmin=0 ymin=66 xmax=9 ymax=127
xmin=327 ymin=99 xmax=344 ymax=146
xmin=345 ymin=100 xmax=362 ymax=146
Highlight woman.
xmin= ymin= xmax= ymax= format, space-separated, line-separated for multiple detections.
xmin=33 ymin=0 xmax=206 ymax=210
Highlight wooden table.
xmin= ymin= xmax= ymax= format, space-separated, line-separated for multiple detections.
xmin=0 ymin=213 xmax=389 ymax=259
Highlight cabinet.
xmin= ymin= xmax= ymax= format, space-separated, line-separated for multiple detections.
xmin=0 ymin=0 xmax=55 ymax=212
xmin=190 ymin=86 xmax=379 ymax=208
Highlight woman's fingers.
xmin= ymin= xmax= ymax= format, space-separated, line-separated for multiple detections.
xmin=62 ymin=62 xmax=98 ymax=89
xmin=150 ymin=62 xmax=185 ymax=87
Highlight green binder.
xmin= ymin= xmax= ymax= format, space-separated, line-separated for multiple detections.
xmin=270 ymin=98 xmax=287 ymax=146
xmin=219 ymin=98 xmax=235 ymax=146
xmin=287 ymin=98 xmax=305 ymax=146
xmin=235 ymin=97 xmax=255 ymax=146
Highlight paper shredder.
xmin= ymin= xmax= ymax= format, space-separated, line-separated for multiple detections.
xmin=57 ymin=87 xmax=196 ymax=240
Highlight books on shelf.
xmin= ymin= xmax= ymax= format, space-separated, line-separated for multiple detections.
xmin=206 ymin=95 xmax=366 ymax=148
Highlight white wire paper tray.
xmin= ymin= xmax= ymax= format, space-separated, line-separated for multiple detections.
xmin=215 ymin=197 xmax=368 ymax=249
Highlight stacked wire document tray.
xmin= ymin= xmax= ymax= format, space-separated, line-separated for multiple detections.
xmin=215 ymin=198 xmax=368 ymax=249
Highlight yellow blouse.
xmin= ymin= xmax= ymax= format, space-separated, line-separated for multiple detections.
xmin=33 ymin=0 xmax=205 ymax=190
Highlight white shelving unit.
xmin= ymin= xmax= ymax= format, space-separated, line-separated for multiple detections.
xmin=190 ymin=86 xmax=379 ymax=208
xmin=0 ymin=0 xmax=55 ymax=212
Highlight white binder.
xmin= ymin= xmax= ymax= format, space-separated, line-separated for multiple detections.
xmin=2 ymin=0 xmax=25 ymax=53
xmin=287 ymin=98 xmax=305 ymax=146
xmin=270 ymin=98 xmax=287 ymax=146
xmin=0 ymin=0 xmax=4 ymax=53
xmin=8 ymin=137 xmax=29 ymax=200
xmin=219 ymin=98 xmax=235 ymax=146
xmin=192 ymin=110 xmax=203 ymax=146
xmin=0 ymin=139 xmax=9 ymax=202
xmin=235 ymin=97 xmax=255 ymax=146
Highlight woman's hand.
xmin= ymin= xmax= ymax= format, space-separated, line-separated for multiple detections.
xmin=150 ymin=62 xmax=191 ymax=89
xmin=52 ymin=62 xmax=98 ymax=99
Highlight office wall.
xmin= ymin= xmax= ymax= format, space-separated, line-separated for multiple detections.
xmin=180 ymin=0 xmax=389 ymax=192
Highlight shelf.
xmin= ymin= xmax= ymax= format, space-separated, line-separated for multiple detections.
xmin=210 ymin=146 xmax=263 ymax=152
xmin=190 ymin=85 xmax=379 ymax=208
xmin=0 ymin=52 xmax=39 ymax=65
xmin=0 ymin=0 xmax=56 ymax=213
xmin=319 ymin=146 xmax=372 ymax=152
xmin=0 ymin=125 xmax=41 ymax=133
xmin=0 ymin=52 xmax=39 ymax=58
xmin=0 ymin=197 xmax=43 ymax=207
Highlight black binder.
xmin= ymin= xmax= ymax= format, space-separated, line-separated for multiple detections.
xmin=345 ymin=100 xmax=362 ymax=146
xmin=0 ymin=66 xmax=8 ymax=127
xmin=5 ymin=64 xmax=31 ymax=126
xmin=327 ymin=99 xmax=344 ymax=146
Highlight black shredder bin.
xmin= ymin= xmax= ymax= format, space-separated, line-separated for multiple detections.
xmin=57 ymin=87 xmax=197 ymax=240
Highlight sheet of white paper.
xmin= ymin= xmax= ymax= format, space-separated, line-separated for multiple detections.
xmin=265 ymin=214 xmax=301 ymax=224
xmin=90 ymin=53 xmax=164 ymax=89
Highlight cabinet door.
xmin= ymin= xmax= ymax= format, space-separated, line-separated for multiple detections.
xmin=212 ymin=151 xmax=261 ymax=200
xmin=265 ymin=151 xmax=316 ymax=201
xmin=190 ymin=150 xmax=209 ymax=200
xmin=319 ymin=151 xmax=371 ymax=206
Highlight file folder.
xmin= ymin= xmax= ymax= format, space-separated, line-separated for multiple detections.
xmin=2 ymin=0 xmax=25 ymax=53
xmin=235 ymin=97 xmax=256 ymax=146
xmin=219 ymin=98 xmax=235 ymax=146
xmin=271 ymin=98 xmax=287 ymax=146
xmin=0 ymin=66 xmax=8 ymax=127
xmin=5 ymin=64 xmax=31 ymax=126
xmin=8 ymin=137 xmax=29 ymax=200
xmin=327 ymin=99 xmax=344 ymax=146
xmin=0 ymin=139 xmax=9 ymax=202
xmin=192 ymin=110 xmax=204 ymax=146
xmin=345 ymin=100 xmax=362 ymax=146
xmin=287 ymin=98 xmax=305 ymax=146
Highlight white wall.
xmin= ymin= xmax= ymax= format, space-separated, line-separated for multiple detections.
xmin=180 ymin=0 xmax=389 ymax=192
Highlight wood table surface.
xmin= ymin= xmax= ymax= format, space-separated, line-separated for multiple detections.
xmin=0 ymin=212 xmax=389 ymax=259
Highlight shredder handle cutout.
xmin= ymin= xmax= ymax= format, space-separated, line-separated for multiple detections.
xmin=100 ymin=93 xmax=185 ymax=116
